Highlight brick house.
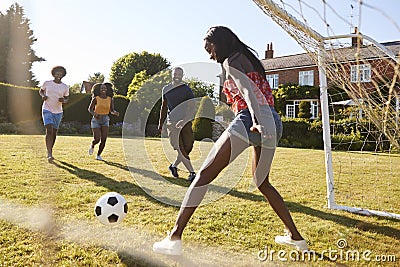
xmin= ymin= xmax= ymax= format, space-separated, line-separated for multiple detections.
xmin=260 ymin=39 xmax=400 ymax=119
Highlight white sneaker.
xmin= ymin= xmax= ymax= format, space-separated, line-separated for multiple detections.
xmin=275 ymin=232 xmax=308 ymax=252
xmin=88 ymin=146 xmax=94 ymax=155
xmin=96 ymin=155 xmax=103 ymax=161
xmin=153 ymin=234 xmax=182 ymax=255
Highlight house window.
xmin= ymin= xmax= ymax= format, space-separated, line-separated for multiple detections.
xmin=266 ymin=74 xmax=279 ymax=89
xmin=310 ymin=100 xmax=319 ymax=119
xmin=286 ymin=100 xmax=318 ymax=118
xmin=286 ymin=105 xmax=295 ymax=118
xmin=286 ymin=100 xmax=299 ymax=118
xmin=351 ymin=64 xmax=371 ymax=82
xmin=299 ymin=70 xmax=314 ymax=86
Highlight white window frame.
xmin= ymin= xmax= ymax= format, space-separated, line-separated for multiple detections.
xmin=286 ymin=100 xmax=300 ymax=118
xmin=350 ymin=64 xmax=371 ymax=82
xmin=299 ymin=70 xmax=314 ymax=86
xmin=310 ymin=100 xmax=319 ymax=119
xmin=266 ymin=74 xmax=279 ymax=89
xmin=286 ymin=104 xmax=295 ymax=118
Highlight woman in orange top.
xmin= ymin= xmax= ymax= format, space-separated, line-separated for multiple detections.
xmin=88 ymin=82 xmax=119 ymax=160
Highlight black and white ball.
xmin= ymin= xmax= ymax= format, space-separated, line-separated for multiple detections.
xmin=94 ymin=192 xmax=128 ymax=226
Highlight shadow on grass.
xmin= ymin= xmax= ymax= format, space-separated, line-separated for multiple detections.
xmin=223 ymin=185 xmax=400 ymax=239
xmin=53 ymin=160 xmax=175 ymax=209
xmin=130 ymin=167 xmax=191 ymax=187
xmin=102 ymin=160 xmax=130 ymax=171
xmin=117 ymin=250 xmax=169 ymax=267
xmin=286 ymin=201 xmax=400 ymax=240
xmin=102 ymin=160 xmax=191 ymax=187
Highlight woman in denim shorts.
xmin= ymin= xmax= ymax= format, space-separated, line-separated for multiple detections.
xmin=87 ymin=83 xmax=119 ymax=160
xmin=38 ymin=66 xmax=69 ymax=163
xmin=153 ymin=26 xmax=308 ymax=256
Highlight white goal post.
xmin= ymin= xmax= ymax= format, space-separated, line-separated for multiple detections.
xmin=252 ymin=0 xmax=400 ymax=219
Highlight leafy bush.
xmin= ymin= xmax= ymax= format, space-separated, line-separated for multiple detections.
xmin=330 ymin=118 xmax=391 ymax=151
xmin=0 ymin=123 xmax=17 ymax=134
xmin=63 ymin=94 xmax=92 ymax=123
xmin=192 ymin=96 xmax=215 ymax=141
xmin=215 ymin=104 xmax=234 ymax=121
xmin=58 ymin=121 xmax=87 ymax=135
xmin=331 ymin=133 xmax=365 ymax=151
xmin=298 ymin=101 xmax=311 ymax=119
xmin=111 ymin=95 xmax=129 ymax=125
xmin=109 ymin=123 xmax=123 ymax=136
xmin=279 ymin=118 xmax=323 ymax=149
xmin=1 ymin=85 xmax=130 ymax=125
xmin=0 ymin=120 xmax=43 ymax=134
xmin=278 ymin=117 xmax=390 ymax=151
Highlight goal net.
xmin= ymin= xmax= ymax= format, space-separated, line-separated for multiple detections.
xmin=252 ymin=0 xmax=400 ymax=219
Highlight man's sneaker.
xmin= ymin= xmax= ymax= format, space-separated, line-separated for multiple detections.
xmin=153 ymin=234 xmax=182 ymax=256
xmin=96 ymin=155 xmax=103 ymax=161
xmin=188 ymin=172 xmax=196 ymax=182
xmin=275 ymin=232 xmax=308 ymax=252
xmin=47 ymin=156 xmax=54 ymax=163
xmin=168 ymin=165 xmax=179 ymax=178
xmin=88 ymin=146 xmax=94 ymax=155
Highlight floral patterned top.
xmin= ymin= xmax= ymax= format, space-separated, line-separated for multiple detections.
xmin=222 ymin=72 xmax=274 ymax=115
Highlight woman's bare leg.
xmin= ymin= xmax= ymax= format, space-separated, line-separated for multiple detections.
xmin=45 ymin=124 xmax=57 ymax=158
xmin=169 ymin=132 xmax=247 ymax=239
xmin=252 ymin=146 xmax=304 ymax=240
xmin=98 ymin=126 xmax=109 ymax=156
xmin=91 ymin=128 xmax=101 ymax=148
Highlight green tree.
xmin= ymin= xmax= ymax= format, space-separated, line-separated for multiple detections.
xmin=133 ymin=69 xmax=171 ymax=126
xmin=0 ymin=3 xmax=44 ymax=87
xmin=109 ymin=51 xmax=170 ymax=95
xmin=127 ymin=70 xmax=150 ymax=99
xmin=87 ymin=72 xmax=105 ymax=83
xmin=298 ymin=101 xmax=312 ymax=119
xmin=185 ymin=77 xmax=215 ymax=99
xmin=192 ymin=96 xmax=215 ymax=141
xmin=69 ymin=83 xmax=82 ymax=94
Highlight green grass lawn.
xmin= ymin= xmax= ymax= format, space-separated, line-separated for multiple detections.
xmin=0 ymin=134 xmax=399 ymax=266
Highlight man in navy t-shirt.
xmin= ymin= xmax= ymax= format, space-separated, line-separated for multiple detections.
xmin=158 ymin=67 xmax=196 ymax=182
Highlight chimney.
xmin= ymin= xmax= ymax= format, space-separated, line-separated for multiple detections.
xmin=351 ymin=27 xmax=362 ymax=47
xmin=265 ymin=42 xmax=274 ymax=59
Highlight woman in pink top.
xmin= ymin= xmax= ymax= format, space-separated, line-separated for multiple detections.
xmin=38 ymin=66 xmax=69 ymax=163
xmin=153 ymin=26 xmax=308 ymax=255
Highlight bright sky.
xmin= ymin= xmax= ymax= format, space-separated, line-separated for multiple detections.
xmin=1 ymin=0 xmax=399 ymax=86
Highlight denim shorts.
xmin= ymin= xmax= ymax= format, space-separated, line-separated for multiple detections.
xmin=227 ymin=106 xmax=282 ymax=147
xmin=42 ymin=109 xmax=63 ymax=129
xmin=91 ymin=115 xmax=110 ymax=128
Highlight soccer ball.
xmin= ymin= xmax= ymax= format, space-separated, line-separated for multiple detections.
xmin=94 ymin=192 xmax=128 ymax=226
